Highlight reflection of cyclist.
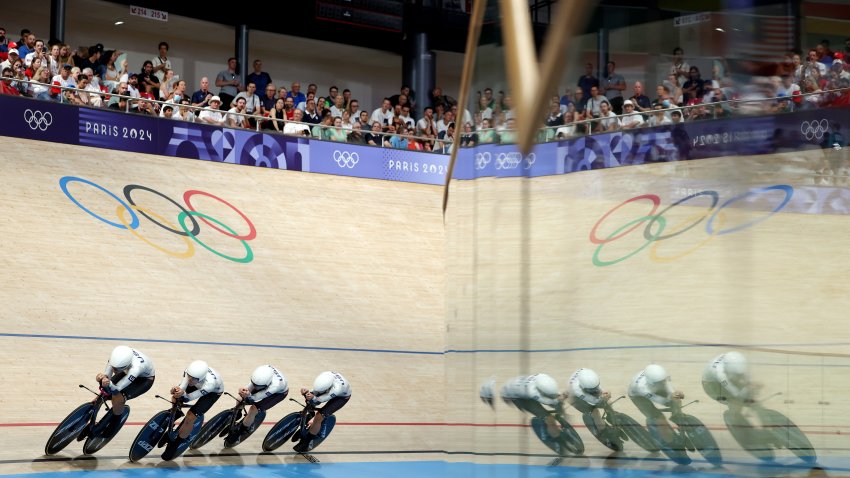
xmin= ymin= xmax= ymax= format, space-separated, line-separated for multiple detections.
xmin=298 ymin=371 xmax=351 ymax=452
xmin=702 ymin=352 xmax=753 ymax=411
xmin=567 ymin=369 xmax=610 ymax=432
xmin=93 ymin=346 xmax=155 ymax=435
xmin=237 ymin=365 xmax=288 ymax=433
xmin=168 ymin=360 xmax=224 ymax=453
xmin=628 ymin=365 xmax=684 ymax=442
xmin=501 ymin=374 xmax=563 ymax=438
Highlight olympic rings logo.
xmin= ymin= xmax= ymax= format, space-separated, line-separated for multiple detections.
xmin=589 ymin=185 xmax=794 ymax=266
xmin=333 ymin=150 xmax=359 ymax=168
xmin=475 ymin=152 xmax=491 ymax=170
xmin=495 ymin=152 xmax=536 ymax=170
xmin=801 ymin=119 xmax=829 ymax=140
xmin=59 ymin=176 xmax=257 ymax=263
xmin=24 ymin=109 xmax=53 ymax=131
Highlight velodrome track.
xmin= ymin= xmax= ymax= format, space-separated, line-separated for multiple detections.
xmin=2 ymin=135 xmax=850 ymax=477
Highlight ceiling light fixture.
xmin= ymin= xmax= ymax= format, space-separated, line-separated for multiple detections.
xmin=114 ymin=21 xmax=124 ymax=25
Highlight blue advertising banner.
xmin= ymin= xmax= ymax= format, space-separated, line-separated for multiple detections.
xmin=1 ymin=94 xmax=849 ymax=188
xmin=0 ymin=95 xmax=78 ymax=144
xmin=78 ymin=107 xmax=158 ymax=154
xmin=308 ymin=141 xmax=448 ymax=185
xmin=454 ymin=142 xmax=559 ymax=180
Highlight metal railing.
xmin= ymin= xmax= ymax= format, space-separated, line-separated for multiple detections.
xmin=4 ymin=77 xmax=849 ymax=153
xmin=5 ymin=77 xmax=451 ymax=155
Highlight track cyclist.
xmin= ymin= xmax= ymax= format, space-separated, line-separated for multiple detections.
xmin=90 ymin=345 xmax=155 ymax=436
xmin=501 ymin=374 xmax=563 ymax=438
xmin=297 ymin=371 xmax=351 ymax=452
xmin=702 ymin=351 xmax=754 ymax=411
xmin=168 ymin=360 xmax=223 ymax=454
xmin=628 ymin=364 xmax=684 ymax=442
xmin=566 ymin=369 xmax=610 ymax=431
xmin=236 ymin=365 xmax=289 ymax=433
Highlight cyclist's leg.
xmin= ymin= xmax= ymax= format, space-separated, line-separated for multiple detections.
xmin=104 ymin=377 xmax=154 ymax=431
xmin=308 ymin=396 xmax=350 ymax=436
xmin=571 ymin=398 xmax=605 ymax=431
xmin=243 ymin=391 xmax=288 ymax=427
xmin=515 ymin=399 xmax=559 ymax=437
xmin=179 ymin=393 xmax=221 ymax=439
xmin=630 ymin=396 xmax=673 ymax=442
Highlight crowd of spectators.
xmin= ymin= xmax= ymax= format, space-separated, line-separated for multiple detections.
xmin=532 ymin=42 xmax=850 ymax=142
xmin=1 ymin=26 xmax=849 ymax=154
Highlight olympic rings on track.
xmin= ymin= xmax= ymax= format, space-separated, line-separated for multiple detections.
xmin=59 ymin=176 xmax=256 ymax=263
xmin=590 ymin=185 xmax=794 ymax=266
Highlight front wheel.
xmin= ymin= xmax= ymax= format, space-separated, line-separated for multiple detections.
xmin=648 ymin=421 xmax=691 ymax=465
xmin=609 ymin=412 xmax=659 ymax=452
xmin=190 ymin=410 xmax=234 ymax=450
xmin=674 ymin=413 xmax=722 ymax=465
xmin=262 ymin=412 xmax=303 ymax=452
xmin=129 ymin=410 xmax=170 ymax=463
xmin=757 ymin=408 xmax=817 ymax=464
xmin=554 ymin=415 xmax=584 ymax=455
xmin=582 ymin=413 xmax=622 ymax=451
xmin=45 ymin=403 xmax=95 ymax=455
xmin=723 ymin=410 xmax=775 ymax=462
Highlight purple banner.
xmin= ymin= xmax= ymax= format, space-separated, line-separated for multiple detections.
xmin=0 ymin=94 xmax=78 ymax=144
xmin=308 ymin=141 xmax=448 ymax=185
xmin=78 ymin=107 xmax=158 ymax=154
xmin=2 ymin=94 xmax=849 ymax=188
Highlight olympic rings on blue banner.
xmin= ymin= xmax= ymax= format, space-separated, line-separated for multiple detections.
xmin=590 ymin=185 xmax=794 ymax=266
xmin=59 ymin=175 xmax=256 ymax=263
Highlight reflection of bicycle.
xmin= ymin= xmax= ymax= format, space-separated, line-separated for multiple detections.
xmin=190 ymin=392 xmax=265 ymax=449
xmin=648 ymin=400 xmax=722 ymax=465
xmin=723 ymin=393 xmax=816 ymax=463
xmin=129 ymin=395 xmax=203 ymax=462
xmin=583 ymin=396 xmax=659 ymax=452
xmin=529 ymin=407 xmax=584 ymax=457
xmin=262 ymin=398 xmax=336 ymax=462
xmin=45 ymin=384 xmax=131 ymax=456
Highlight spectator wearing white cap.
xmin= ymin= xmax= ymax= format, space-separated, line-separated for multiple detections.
xmin=0 ymin=48 xmax=19 ymax=72
xmin=199 ymin=96 xmax=226 ymax=125
xmin=619 ymin=100 xmax=644 ymax=129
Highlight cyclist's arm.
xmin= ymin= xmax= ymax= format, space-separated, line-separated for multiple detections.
xmin=108 ymin=362 xmax=144 ymax=394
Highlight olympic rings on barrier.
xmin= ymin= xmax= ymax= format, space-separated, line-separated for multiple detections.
xmin=59 ymin=176 xmax=256 ymax=263
xmin=590 ymin=185 xmax=794 ymax=266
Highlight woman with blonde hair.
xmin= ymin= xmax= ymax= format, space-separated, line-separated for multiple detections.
xmin=30 ymin=66 xmax=53 ymax=100
xmin=58 ymin=44 xmax=74 ymax=67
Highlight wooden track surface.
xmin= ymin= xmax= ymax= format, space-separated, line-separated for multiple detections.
xmin=1 ymin=135 xmax=848 ymax=476
xmin=445 ymin=149 xmax=850 ymax=471
xmin=0 ymin=137 xmax=445 ymax=474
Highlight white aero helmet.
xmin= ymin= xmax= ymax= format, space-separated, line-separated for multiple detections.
xmin=534 ymin=373 xmax=559 ymax=399
xmin=109 ymin=345 xmax=134 ymax=370
xmin=577 ymin=369 xmax=601 ymax=392
xmin=251 ymin=365 xmax=274 ymax=389
xmin=186 ymin=360 xmax=209 ymax=382
xmin=313 ymin=371 xmax=335 ymax=395
xmin=724 ymin=351 xmax=748 ymax=377
xmin=644 ymin=364 xmax=669 ymax=384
